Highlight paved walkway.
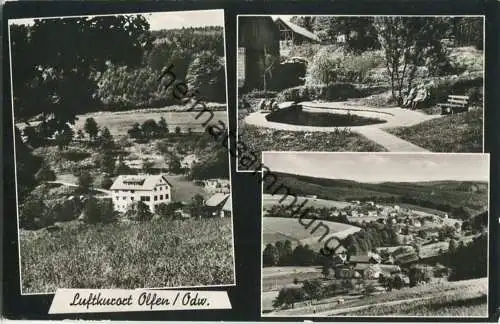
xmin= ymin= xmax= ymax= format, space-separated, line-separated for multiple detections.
xmin=244 ymin=101 xmax=440 ymax=152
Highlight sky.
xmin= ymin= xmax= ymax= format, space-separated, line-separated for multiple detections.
xmin=8 ymin=9 xmax=224 ymax=31
xmin=262 ymin=152 xmax=489 ymax=183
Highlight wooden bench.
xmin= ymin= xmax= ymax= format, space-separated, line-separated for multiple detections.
xmin=437 ymin=95 xmax=470 ymax=115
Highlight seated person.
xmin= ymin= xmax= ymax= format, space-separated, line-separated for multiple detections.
xmin=411 ymin=85 xmax=429 ymax=110
xmin=258 ymin=99 xmax=267 ymax=111
xmin=402 ymin=87 xmax=417 ymax=108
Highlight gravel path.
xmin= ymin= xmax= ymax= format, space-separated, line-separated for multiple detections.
xmin=244 ymin=101 xmax=441 ymax=152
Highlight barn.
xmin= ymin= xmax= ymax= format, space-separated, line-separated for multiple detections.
xmin=238 ymin=16 xmax=280 ymax=92
xmin=274 ymin=18 xmax=321 ymax=47
xmin=205 ymin=193 xmax=232 ymax=218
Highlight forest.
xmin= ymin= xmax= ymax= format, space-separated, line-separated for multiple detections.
xmin=10 ymin=17 xmax=226 ymax=128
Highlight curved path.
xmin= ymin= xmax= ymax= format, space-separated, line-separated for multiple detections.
xmin=245 ymin=101 xmax=441 ymax=152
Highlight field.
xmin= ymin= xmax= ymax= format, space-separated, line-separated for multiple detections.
xmin=262 ymin=194 xmax=351 ymax=209
xmin=20 ymin=217 xmax=234 ymax=294
xmin=262 ymin=266 xmax=323 ymax=294
xmin=386 ymin=108 xmax=483 ymax=153
xmin=263 ymin=217 xmax=361 ymax=247
xmin=267 ymin=277 xmax=487 ymax=317
xmin=18 ymin=105 xmax=228 ymax=137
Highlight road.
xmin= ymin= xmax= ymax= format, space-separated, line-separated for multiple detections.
xmin=47 ymin=181 xmax=113 ymax=197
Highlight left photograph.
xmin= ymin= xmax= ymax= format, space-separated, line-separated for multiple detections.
xmin=9 ymin=9 xmax=235 ymax=294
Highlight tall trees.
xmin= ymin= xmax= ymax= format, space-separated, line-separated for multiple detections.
xmin=11 ymin=15 xmax=152 ymax=132
xmin=374 ymin=17 xmax=451 ymax=103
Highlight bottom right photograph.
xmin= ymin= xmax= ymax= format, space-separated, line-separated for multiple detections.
xmin=261 ymin=152 xmax=489 ymax=318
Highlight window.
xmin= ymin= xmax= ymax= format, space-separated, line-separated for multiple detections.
xmin=165 ymin=194 xmax=169 ymax=199
xmin=131 ymin=197 xmax=134 ymax=201
xmin=140 ymin=196 xmax=149 ymax=202
xmin=131 ymin=190 xmax=135 ymax=193
xmin=154 ymin=187 xmax=156 ymax=191
xmin=122 ymin=197 xmax=126 ymax=200
xmin=160 ymin=195 xmax=163 ymax=200
xmin=154 ymin=196 xmax=158 ymax=201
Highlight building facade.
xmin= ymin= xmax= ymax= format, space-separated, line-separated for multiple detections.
xmin=109 ymin=174 xmax=173 ymax=213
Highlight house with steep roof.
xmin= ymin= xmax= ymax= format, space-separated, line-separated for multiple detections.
xmin=110 ymin=174 xmax=172 ymax=213
xmin=205 ymin=193 xmax=232 ymax=218
xmin=274 ymin=18 xmax=321 ymax=47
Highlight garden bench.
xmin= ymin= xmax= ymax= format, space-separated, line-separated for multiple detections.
xmin=437 ymin=95 xmax=470 ymax=115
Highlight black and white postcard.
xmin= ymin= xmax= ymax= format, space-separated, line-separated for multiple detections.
xmin=237 ymin=15 xmax=484 ymax=172
xmin=8 ymin=9 xmax=235 ymax=295
xmin=261 ymin=152 xmax=489 ymax=317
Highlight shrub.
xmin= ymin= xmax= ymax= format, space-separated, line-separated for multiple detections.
xmin=276 ymin=83 xmax=362 ymax=102
xmin=34 ymin=164 xmax=56 ymax=182
xmin=77 ymin=171 xmax=94 ymax=193
xmin=20 ymin=197 xmax=46 ymax=229
xmin=60 ymin=149 xmax=91 ymax=162
xmin=269 ymin=60 xmax=307 ymax=91
xmin=426 ymin=73 xmax=483 ymax=106
xmin=186 ymin=50 xmax=226 ymax=103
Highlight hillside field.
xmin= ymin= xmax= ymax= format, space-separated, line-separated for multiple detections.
xmin=18 ymin=105 xmax=228 ymax=137
xmin=20 ymin=217 xmax=234 ymax=294
xmin=263 ymin=217 xmax=361 ymax=248
xmin=268 ymin=277 xmax=487 ymax=317
xmin=262 ymin=194 xmax=351 ymax=210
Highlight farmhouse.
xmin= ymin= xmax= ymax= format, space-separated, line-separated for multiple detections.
xmin=274 ymin=18 xmax=321 ymax=47
xmin=205 ymin=193 xmax=232 ymax=218
xmin=110 ymin=174 xmax=172 ymax=213
xmin=238 ymin=16 xmax=280 ymax=91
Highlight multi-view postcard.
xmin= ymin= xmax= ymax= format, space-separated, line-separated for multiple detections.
xmin=1 ymin=1 xmax=497 ymax=322
xmin=237 ymin=15 xmax=484 ymax=172
xmin=9 ymin=9 xmax=235 ymax=295
xmin=261 ymin=152 xmax=489 ymax=317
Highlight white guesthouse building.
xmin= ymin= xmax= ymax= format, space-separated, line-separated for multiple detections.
xmin=109 ymin=174 xmax=173 ymax=213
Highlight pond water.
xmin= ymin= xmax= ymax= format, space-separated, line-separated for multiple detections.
xmin=265 ymin=105 xmax=386 ymax=127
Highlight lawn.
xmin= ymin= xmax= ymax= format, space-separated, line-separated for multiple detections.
xmin=238 ymin=125 xmax=386 ymax=171
xmin=20 ymin=217 xmax=235 ymax=294
xmin=263 ymin=217 xmax=361 ymax=247
xmin=385 ymin=108 xmax=483 ymax=153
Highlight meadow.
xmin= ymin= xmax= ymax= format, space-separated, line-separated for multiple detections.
xmin=20 ymin=217 xmax=235 ymax=294
xmin=270 ymin=277 xmax=487 ymax=317
xmin=262 ymin=194 xmax=351 ymax=210
xmin=262 ymin=217 xmax=361 ymax=247
xmin=17 ymin=104 xmax=228 ymax=137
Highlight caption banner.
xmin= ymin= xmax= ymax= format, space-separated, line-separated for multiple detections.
xmin=49 ymin=289 xmax=232 ymax=313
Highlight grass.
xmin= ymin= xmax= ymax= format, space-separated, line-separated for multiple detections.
xmin=271 ymin=277 xmax=487 ymax=317
xmin=262 ymin=266 xmax=323 ymax=293
xmin=262 ymin=194 xmax=351 ymax=210
xmin=263 ymin=217 xmax=360 ymax=247
xmin=20 ymin=217 xmax=234 ymax=294
xmin=385 ymin=108 xmax=483 ymax=153
xmin=73 ymin=108 xmax=228 ymax=137
xmin=238 ymin=125 xmax=386 ymax=171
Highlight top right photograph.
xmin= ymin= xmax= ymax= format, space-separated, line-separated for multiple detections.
xmin=237 ymin=15 xmax=484 ymax=171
